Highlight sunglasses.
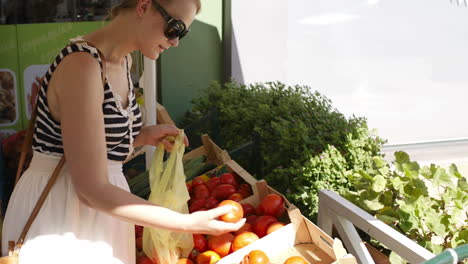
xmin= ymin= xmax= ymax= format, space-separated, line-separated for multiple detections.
xmin=152 ymin=0 xmax=190 ymax=40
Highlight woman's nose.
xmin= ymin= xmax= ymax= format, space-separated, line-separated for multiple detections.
xmin=169 ymin=38 xmax=179 ymax=47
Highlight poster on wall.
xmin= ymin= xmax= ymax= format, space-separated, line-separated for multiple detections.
xmin=0 ymin=25 xmax=22 ymax=142
xmin=16 ymin=21 xmax=106 ymax=128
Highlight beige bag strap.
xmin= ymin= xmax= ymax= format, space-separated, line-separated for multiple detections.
xmin=11 ymin=39 xmax=108 ymax=251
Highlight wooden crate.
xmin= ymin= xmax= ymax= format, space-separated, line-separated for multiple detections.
xmin=218 ymin=206 xmax=357 ymax=264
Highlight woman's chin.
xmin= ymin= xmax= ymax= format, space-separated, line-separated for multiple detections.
xmin=141 ymin=50 xmax=160 ymax=60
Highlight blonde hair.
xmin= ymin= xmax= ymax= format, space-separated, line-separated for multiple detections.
xmin=108 ymin=0 xmax=201 ymax=20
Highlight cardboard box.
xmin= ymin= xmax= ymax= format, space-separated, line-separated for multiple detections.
xmin=218 ymin=207 xmax=357 ymax=264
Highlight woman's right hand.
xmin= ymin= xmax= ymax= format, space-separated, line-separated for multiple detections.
xmin=187 ymin=205 xmax=246 ymax=236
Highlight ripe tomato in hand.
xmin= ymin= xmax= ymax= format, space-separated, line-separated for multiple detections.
xmin=241 ymin=203 xmax=256 ymax=216
xmin=196 ymin=250 xmax=221 ymax=264
xmin=220 ymin=173 xmax=238 ymax=188
xmin=211 ymin=184 xmax=236 ymax=200
xmin=257 ymin=194 xmax=285 ymax=217
xmin=283 ymin=256 xmax=309 ymax=264
xmin=241 ymin=250 xmax=270 ymax=264
xmin=253 ymin=215 xmax=278 ymax=238
xmin=218 ymin=200 xmax=243 ymax=223
xmin=232 ymin=231 xmax=259 ymax=252
xmin=208 ymin=233 xmax=235 ymax=257
xmin=193 ymin=234 xmax=208 ymax=252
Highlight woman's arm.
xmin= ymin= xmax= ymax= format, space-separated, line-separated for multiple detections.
xmin=55 ymin=52 xmax=243 ymax=235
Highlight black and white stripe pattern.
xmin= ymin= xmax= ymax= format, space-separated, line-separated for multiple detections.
xmin=32 ymin=41 xmax=143 ymax=162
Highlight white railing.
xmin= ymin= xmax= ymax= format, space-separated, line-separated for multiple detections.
xmin=317 ymin=190 xmax=436 ymax=264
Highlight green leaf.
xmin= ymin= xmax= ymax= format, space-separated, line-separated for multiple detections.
xmin=377 ymin=214 xmax=399 ymax=225
xmin=457 ymin=177 xmax=468 ymax=192
xmin=380 ymin=191 xmax=394 ymax=206
xmin=392 ymin=177 xmax=407 ymax=193
xmin=372 ymin=175 xmax=387 ymax=192
xmin=389 ymin=251 xmax=406 ymax=264
xmin=425 ymin=211 xmax=448 ymax=237
xmin=432 ymin=167 xmax=455 ymax=188
xmin=373 ymin=156 xmax=387 ymax=168
xmin=395 ymin=151 xmax=410 ymax=165
xmin=363 ymin=199 xmax=385 ymax=211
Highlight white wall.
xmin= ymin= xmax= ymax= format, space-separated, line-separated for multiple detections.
xmin=231 ymin=0 xmax=468 ymax=149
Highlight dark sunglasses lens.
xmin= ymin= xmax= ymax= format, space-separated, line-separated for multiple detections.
xmin=165 ymin=21 xmax=188 ymax=40
xmin=165 ymin=26 xmax=180 ymax=39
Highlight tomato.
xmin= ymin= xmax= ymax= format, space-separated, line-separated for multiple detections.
xmin=135 ymin=225 xmax=143 ymax=238
xmin=253 ymin=215 xmax=278 ymax=237
xmin=266 ymin=221 xmax=285 ymax=235
xmin=136 ymin=236 xmax=143 ymax=251
xmin=218 ymin=200 xmax=243 ymax=223
xmin=241 ymin=203 xmax=256 ymax=216
xmin=136 ymin=255 xmax=154 ymax=264
xmin=220 ymin=173 xmax=238 ymax=188
xmin=257 ymin=194 xmax=285 ymax=217
xmin=241 ymin=250 xmax=270 ymax=264
xmin=206 ymin=177 xmax=221 ymax=192
xmin=232 ymin=231 xmax=259 ymax=252
xmin=207 ymin=233 xmax=235 ymax=257
xmin=176 ymin=258 xmax=194 ymax=264
xmin=193 ymin=184 xmax=210 ymax=199
xmin=283 ymin=256 xmax=309 ymax=264
xmin=204 ymin=196 xmax=219 ymax=209
xmin=211 ymin=184 xmax=236 ymax=200
xmin=189 ymin=198 xmax=206 ymax=213
xmin=193 ymin=234 xmax=208 ymax=252
xmin=234 ymin=223 xmax=252 ymax=235
xmin=188 ymin=249 xmax=200 ymax=261
xmin=238 ymin=184 xmax=253 ymax=199
xmin=228 ymin=193 xmax=243 ymax=202
xmin=246 ymin=215 xmax=257 ymax=225
xmin=186 ymin=183 xmax=193 ymax=194
xmin=196 ymin=250 xmax=221 ymax=264
xmin=192 ymin=177 xmax=206 ymax=187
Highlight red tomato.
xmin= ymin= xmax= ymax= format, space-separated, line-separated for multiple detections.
xmin=220 ymin=173 xmax=238 ymax=188
xmin=283 ymin=256 xmax=309 ymax=264
xmin=253 ymin=215 xmax=278 ymax=237
xmin=193 ymin=184 xmax=210 ymax=200
xmin=241 ymin=250 xmax=270 ymax=264
xmin=188 ymin=249 xmax=200 ymax=261
xmin=211 ymin=184 xmax=236 ymax=200
xmin=176 ymin=258 xmax=194 ymax=264
xmin=186 ymin=183 xmax=193 ymax=194
xmin=208 ymin=233 xmax=235 ymax=257
xmin=191 ymin=177 xmax=205 ymax=187
xmin=234 ymin=223 xmax=252 ymax=236
xmin=227 ymin=193 xmax=243 ymax=202
xmin=196 ymin=250 xmax=221 ymax=264
xmin=189 ymin=198 xmax=206 ymax=213
xmin=232 ymin=232 xmax=259 ymax=252
xmin=206 ymin=177 xmax=221 ymax=191
xmin=241 ymin=203 xmax=256 ymax=216
xmin=218 ymin=200 xmax=243 ymax=223
xmin=136 ymin=255 xmax=154 ymax=264
xmin=136 ymin=236 xmax=143 ymax=251
xmin=257 ymin=194 xmax=285 ymax=217
xmin=204 ymin=196 xmax=219 ymax=209
xmin=266 ymin=222 xmax=285 ymax=235
xmin=246 ymin=215 xmax=257 ymax=225
xmin=193 ymin=234 xmax=208 ymax=252
xmin=135 ymin=225 xmax=143 ymax=238
xmin=238 ymin=184 xmax=253 ymax=199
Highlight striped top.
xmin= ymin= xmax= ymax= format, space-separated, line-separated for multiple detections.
xmin=32 ymin=40 xmax=143 ymax=162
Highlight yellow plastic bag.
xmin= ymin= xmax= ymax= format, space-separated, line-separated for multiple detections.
xmin=142 ymin=130 xmax=194 ymax=264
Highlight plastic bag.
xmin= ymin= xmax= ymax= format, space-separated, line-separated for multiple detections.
xmin=142 ymin=130 xmax=193 ymax=264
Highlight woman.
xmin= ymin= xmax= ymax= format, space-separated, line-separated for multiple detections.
xmin=1 ymin=0 xmax=245 ymax=263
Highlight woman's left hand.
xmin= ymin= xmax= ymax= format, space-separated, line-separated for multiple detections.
xmin=135 ymin=124 xmax=189 ymax=151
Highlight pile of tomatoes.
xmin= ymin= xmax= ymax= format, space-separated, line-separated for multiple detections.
xmin=188 ymin=192 xmax=288 ymax=264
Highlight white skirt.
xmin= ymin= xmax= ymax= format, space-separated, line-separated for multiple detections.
xmin=1 ymin=151 xmax=135 ymax=264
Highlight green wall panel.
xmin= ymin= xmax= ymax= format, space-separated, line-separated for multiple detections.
xmin=160 ymin=0 xmax=223 ymax=125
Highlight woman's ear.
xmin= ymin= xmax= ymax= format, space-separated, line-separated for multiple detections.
xmin=136 ymin=0 xmax=152 ymax=17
